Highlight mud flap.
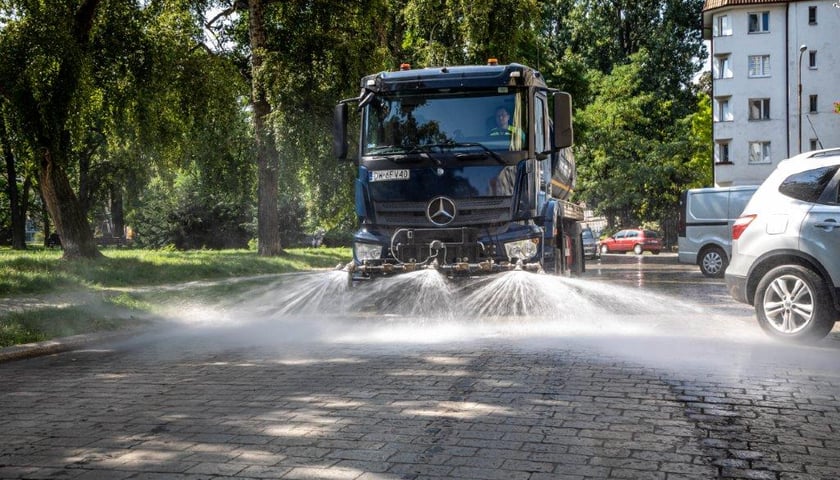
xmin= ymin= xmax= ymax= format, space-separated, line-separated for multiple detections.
xmin=569 ymin=222 xmax=585 ymax=274
xmin=552 ymin=216 xmax=583 ymax=275
xmin=565 ymin=220 xmax=584 ymax=275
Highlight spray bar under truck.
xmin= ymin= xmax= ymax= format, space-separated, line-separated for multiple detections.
xmin=334 ymin=61 xmax=585 ymax=281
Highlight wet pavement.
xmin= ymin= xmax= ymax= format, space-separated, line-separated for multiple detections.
xmin=1 ymin=253 xmax=839 ymax=479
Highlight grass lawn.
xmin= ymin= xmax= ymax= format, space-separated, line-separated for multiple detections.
xmin=0 ymin=246 xmax=351 ymax=348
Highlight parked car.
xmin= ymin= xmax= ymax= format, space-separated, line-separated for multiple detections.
xmin=599 ymin=228 xmax=662 ymax=255
xmin=581 ymin=226 xmax=599 ymax=260
xmin=678 ymin=185 xmax=758 ymax=278
xmin=725 ymin=148 xmax=840 ymax=342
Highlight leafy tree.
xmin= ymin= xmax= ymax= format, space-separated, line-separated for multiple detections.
xmin=545 ymin=0 xmax=705 ymax=119
xmin=210 ymin=0 xmax=395 ymax=249
xmin=246 ymin=0 xmax=283 ymax=256
xmin=400 ymin=0 xmax=540 ymax=66
xmin=0 ymin=1 xmax=110 ymax=258
xmin=1 ymin=104 xmax=34 ymax=249
xmin=574 ymin=48 xmax=711 ymax=242
xmin=1 ymin=1 xmax=255 ymax=255
xmin=0 ymin=0 xmax=713 ymax=252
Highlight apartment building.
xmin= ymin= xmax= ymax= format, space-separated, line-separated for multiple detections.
xmin=702 ymin=0 xmax=840 ymax=186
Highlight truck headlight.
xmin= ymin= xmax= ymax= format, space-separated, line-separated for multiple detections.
xmin=354 ymin=242 xmax=383 ymax=261
xmin=504 ymin=238 xmax=539 ymax=261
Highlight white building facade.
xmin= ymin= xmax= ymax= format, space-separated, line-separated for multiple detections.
xmin=702 ymin=0 xmax=840 ymax=186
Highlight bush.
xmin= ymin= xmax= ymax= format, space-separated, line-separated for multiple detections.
xmin=131 ymin=173 xmax=253 ymax=250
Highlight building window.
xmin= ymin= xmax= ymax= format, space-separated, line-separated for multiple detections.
xmin=714 ymin=14 xmax=733 ymax=36
xmin=716 ymin=141 xmax=731 ymax=164
xmin=809 ymin=95 xmax=818 ymax=113
xmin=808 ymin=6 xmax=817 ymax=25
xmin=748 ymin=12 xmax=770 ymax=33
xmin=715 ymin=97 xmax=733 ymax=122
xmin=748 ymin=141 xmax=771 ymax=164
xmin=748 ymin=55 xmax=771 ymax=77
xmin=809 ymin=50 xmax=817 ymax=69
xmin=714 ymin=54 xmax=733 ymax=79
xmin=810 ymin=139 xmax=819 ymax=151
xmin=749 ymin=98 xmax=770 ymax=120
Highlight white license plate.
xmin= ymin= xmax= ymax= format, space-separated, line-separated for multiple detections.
xmin=370 ymin=169 xmax=410 ymax=182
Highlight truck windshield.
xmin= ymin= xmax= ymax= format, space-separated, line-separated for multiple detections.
xmin=362 ymin=90 xmax=527 ymax=156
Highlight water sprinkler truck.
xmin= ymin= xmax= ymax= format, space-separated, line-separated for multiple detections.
xmin=334 ymin=60 xmax=585 ymax=282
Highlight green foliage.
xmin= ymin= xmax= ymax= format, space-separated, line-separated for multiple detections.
xmin=0 ymin=245 xmax=351 ymax=347
xmin=0 ymin=248 xmax=79 ymax=295
xmin=400 ymin=0 xmax=540 ymax=66
xmin=574 ymin=49 xmax=709 ymax=239
xmin=0 ymin=305 xmax=129 ymax=348
xmin=0 ymin=246 xmax=351 ymax=296
xmin=130 ymin=172 xmax=253 ymax=250
xmin=0 ymin=1 xmax=253 ymax=254
xmin=0 ymin=0 xmax=712 ymax=252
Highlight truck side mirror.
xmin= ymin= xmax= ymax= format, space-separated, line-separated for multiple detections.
xmin=553 ymin=92 xmax=573 ymax=149
xmin=333 ymin=103 xmax=349 ymax=161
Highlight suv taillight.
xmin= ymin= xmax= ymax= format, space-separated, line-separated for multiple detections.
xmin=732 ymin=214 xmax=756 ymax=240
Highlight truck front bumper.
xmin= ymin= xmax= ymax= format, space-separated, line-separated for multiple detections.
xmin=345 ymin=257 xmax=543 ymax=279
xmin=350 ymin=225 xmax=546 ymax=280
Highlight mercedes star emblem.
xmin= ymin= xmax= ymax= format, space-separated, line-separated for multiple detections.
xmin=426 ymin=197 xmax=457 ymax=226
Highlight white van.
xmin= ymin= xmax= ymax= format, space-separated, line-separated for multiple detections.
xmin=678 ymin=185 xmax=758 ymax=277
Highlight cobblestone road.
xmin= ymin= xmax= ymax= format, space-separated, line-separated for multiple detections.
xmin=2 ymin=256 xmax=839 ymax=480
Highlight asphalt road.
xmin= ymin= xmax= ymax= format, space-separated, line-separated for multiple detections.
xmin=1 ymin=254 xmax=839 ymax=480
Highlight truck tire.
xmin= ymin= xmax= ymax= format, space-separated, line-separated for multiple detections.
xmin=699 ymin=246 xmax=727 ymax=278
xmin=754 ymin=265 xmax=836 ymax=343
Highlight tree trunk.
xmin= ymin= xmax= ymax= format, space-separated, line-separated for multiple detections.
xmin=78 ymin=147 xmax=92 ymax=217
xmin=38 ymin=148 xmax=101 ymax=259
xmin=249 ymin=0 xmax=282 ymax=256
xmin=110 ymin=185 xmax=124 ymax=239
xmin=40 ymin=189 xmax=51 ymax=247
xmin=1 ymin=114 xmax=26 ymax=249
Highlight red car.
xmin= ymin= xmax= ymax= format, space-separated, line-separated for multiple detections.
xmin=599 ymin=228 xmax=662 ymax=255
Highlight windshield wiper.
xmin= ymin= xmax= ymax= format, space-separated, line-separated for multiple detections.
xmin=449 ymin=142 xmax=505 ymax=165
xmin=404 ymin=144 xmax=444 ymax=166
xmin=365 ymin=145 xmax=440 ymax=165
xmin=366 ymin=146 xmax=411 ymax=155
xmin=367 ymin=142 xmax=505 ymax=166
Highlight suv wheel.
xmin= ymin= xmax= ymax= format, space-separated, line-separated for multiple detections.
xmin=699 ymin=247 xmax=727 ymax=278
xmin=633 ymin=244 xmax=643 ymax=255
xmin=754 ymin=265 xmax=836 ymax=343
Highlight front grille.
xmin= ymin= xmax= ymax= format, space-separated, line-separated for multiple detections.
xmin=390 ymin=227 xmax=493 ymax=264
xmin=373 ymin=197 xmax=512 ymax=228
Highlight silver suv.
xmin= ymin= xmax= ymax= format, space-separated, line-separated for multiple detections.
xmin=725 ymin=149 xmax=840 ymax=342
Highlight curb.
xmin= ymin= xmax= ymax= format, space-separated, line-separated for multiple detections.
xmin=0 ymin=328 xmax=144 ymax=363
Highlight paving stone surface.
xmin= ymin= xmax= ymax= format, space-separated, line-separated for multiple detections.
xmin=3 ymin=331 xmax=839 ymax=480
xmin=2 ymin=257 xmax=839 ymax=479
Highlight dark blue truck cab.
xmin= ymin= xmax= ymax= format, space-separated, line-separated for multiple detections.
xmin=334 ymin=61 xmax=584 ymax=281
